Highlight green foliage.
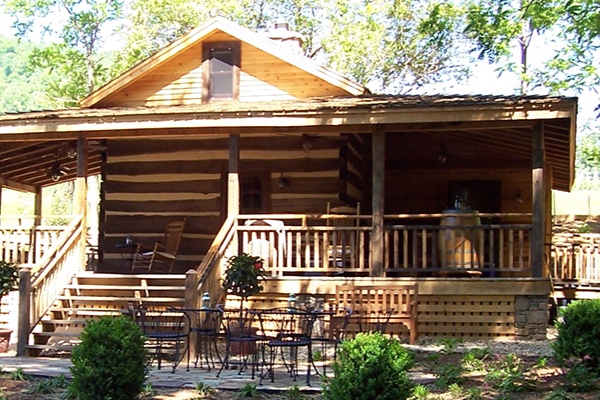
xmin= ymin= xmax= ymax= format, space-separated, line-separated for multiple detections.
xmin=433 ymin=361 xmax=466 ymax=389
xmin=26 ymin=374 xmax=69 ymax=394
xmin=545 ymin=388 xmax=578 ymax=400
xmin=562 ymin=360 xmax=598 ymax=392
xmin=222 ymin=253 xmax=267 ymax=299
xmin=484 ymin=353 xmax=537 ymax=394
xmin=0 ymin=261 xmax=19 ymax=301
xmin=553 ymin=299 xmax=600 ymax=374
xmin=411 ymin=384 xmax=430 ymax=399
xmin=462 ymin=347 xmax=491 ymax=372
xmin=435 ymin=337 xmax=463 ymax=354
xmin=465 ymin=387 xmax=483 ymax=400
xmin=236 ymin=383 xmax=259 ymax=398
xmin=322 ymin=332 xmax=414 ymax=400
xmin=4 ymin=0 xmax=122 ymax=105
xmin=9 ymin=367 xmax=27 ymax=381
xmin=283 ymin=385 xmax=305 ymax=400
xmin=0 ymin=36 xmax=50 ymax=113
xmin=68 ymin=315 xmax=149 ymax=400
xmin=195 ymin=381 xmax=214 ymax=396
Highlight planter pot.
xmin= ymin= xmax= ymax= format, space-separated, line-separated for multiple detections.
xmin=229 ymin=327 xmax=258 ymax=356
xmin=0 ymin=328 xmax=13 ymax=353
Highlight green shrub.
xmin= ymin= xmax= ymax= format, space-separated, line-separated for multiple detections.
xmin=553 ymin=299 xmax=600 ymax=374
xmin=322 ymin=332 xmax=414 ymax=400
xmin=69 ymin=315 xmax=149 ymax=400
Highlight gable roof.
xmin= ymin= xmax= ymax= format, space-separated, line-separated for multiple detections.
xmin=79 ymin=16 xmax=367 ymax=108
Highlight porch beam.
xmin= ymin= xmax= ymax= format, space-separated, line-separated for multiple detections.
xmin=227 ymin=134 xmax=239 ymax=217
xmin=532 ymin=122 xmax=545 ymax=277
xmin=75 ymin=136 xmax=88 ymax=271
xmin=371 ymin=127 xmax=385 ymax=277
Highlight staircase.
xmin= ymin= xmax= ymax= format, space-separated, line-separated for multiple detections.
xmin=27 ymin=272 xmax=186 ymax=356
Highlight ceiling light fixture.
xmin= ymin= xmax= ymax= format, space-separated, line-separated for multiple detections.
xmin=437 ymin=136 xmax=448 ymax=164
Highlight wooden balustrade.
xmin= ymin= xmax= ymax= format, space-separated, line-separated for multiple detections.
xmin=551 ymin=234 xmax=600 ymax=284
xmin=234 ymin=213 xmax=534 ymax=278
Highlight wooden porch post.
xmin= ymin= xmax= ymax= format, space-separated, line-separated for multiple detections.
xmin=34 ymin=188 xmax=42 ymax=226
xmin=17 ymin=268 xmax=31 ymax=356
xmin=75 ymin=136 xmax=88 ymax=271
xmin=228 ymin=134 xmax=240 ymax=255
xmin=371 ymin=128 xmax=385 ymax=277
xmin=228 ymin=134 xmax=240 ymax=217
xmin=532 ymin=122 xmax=545 ymax=278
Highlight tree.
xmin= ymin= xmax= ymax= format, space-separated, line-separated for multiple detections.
xmin=321 ymin=0 xmax=468 ymax=93
xmin=0 ymin=36 xmax=49 ymax=112
xmin=460 ymin=0 xmax=599 ymax=97
xmin=114 ymin=0 xmax=468 ymax=94
xmin=3 ymin=0 xmax=123 ymax=106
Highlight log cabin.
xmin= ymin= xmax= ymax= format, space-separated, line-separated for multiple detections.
xmin=0 ymin=16 xmax=579 ymax=354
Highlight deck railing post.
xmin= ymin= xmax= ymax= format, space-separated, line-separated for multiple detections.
xmin=185 ymin=269 xmax=199 ymax=365
xmin=17 ymin=268 xmax=31 ymax=356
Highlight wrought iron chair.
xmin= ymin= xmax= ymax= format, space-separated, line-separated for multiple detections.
xmin=134 ymin=305 xmax=190 ymax=373
xmin=255 ymin=307 xmax=317 ymax=385
xmin=216 ymin=305 xmax=263 ymax=379
xmin=310 ymin=306 xmax=353 ymax=376
xmin=131 ymin=218 xmax=186 ymax=273
xmin=182 ymin=307 xmax=223 ymax=371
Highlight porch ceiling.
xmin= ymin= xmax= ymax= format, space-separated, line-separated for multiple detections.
xmin=0 ymin=94 xmax=576 ymax=193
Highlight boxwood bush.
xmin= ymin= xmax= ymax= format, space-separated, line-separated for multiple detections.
xmin=322 ymin=332 xmax=414 ymax=400
xmin=69 ymin=315 xmax=149 ymax=400
xmin=553 ymin=299 xmax=600 ymax=374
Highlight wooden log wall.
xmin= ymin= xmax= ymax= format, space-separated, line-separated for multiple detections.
xmin=387 ymin=168 xmax=532 ymax=218
xmin=99 ymin=133 xmax=365 ymax=273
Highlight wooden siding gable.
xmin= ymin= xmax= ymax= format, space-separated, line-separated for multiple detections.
xmin=80 ymin=16 xmax=366 ymax=108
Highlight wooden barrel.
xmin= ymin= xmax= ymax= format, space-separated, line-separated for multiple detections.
xmin=438 ymin=209 xmax=482 ymax=268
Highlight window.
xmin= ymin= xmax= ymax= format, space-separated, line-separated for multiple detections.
xmin=241 ymin=176 xmax=263 ymax=213
xmin=202 ymin=42 xmax=240 ymax=101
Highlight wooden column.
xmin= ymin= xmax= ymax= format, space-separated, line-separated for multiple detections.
xmin=371 ymin=128 xmax=385 ymax=277
xmin=17 ymin=268 xmax=31 ymax=356
xmin=75 ymin=136 xmax=88 ymax=271
xmin=34 ymin=188 xmax=42 ymax=226
xmin=185 ymin=269 xmax=199 ymax=364
xmin=532 ymin=122 xmax=545 ymax=278
xmin=228 ymin=134 xmax=240 ymax=217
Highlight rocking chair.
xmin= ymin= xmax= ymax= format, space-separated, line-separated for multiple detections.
xmin=131 ymin=218 xmax=186 ymax=273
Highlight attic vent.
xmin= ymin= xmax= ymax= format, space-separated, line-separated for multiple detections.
xmin=266 ymin=22 xmax=303 ymax=53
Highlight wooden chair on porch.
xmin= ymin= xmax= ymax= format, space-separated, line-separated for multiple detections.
xmin=326 ymin=202 xmax=360 ymax=269
xmin=131 ymin=218 xmax=186 ymax=273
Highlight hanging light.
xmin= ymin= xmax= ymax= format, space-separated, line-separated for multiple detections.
xmin=437 ymin=137 xmax=448 ymax=164
xmin=47 ymin=155 xmax=68 ymax=182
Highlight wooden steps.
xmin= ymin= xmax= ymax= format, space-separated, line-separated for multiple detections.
xmin=28 ymin=272 xmax=186 ymax=356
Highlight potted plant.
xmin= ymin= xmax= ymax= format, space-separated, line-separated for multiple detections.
xmin=221 ymin=253 xmax=267 ymax=311
xmin=221 ymin=253 xmax=266 ymax=356
xmin=0 ymin=261 xmax=19 ymax=352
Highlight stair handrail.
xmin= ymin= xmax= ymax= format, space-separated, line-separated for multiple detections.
xmin=20 ymin=215 xmax=84 ymax=349
xmin=195 ymin=216 xmax=237 ymax=307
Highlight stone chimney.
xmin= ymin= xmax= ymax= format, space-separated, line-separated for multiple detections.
xmin=266 ymin=22 xmax=304 ymax=53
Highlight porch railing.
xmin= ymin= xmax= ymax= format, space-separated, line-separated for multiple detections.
xmin=551 ymin=233 xmax=600 ymax=284
xmin=18 ymin=215 xmax=85 ymax=354
xmin=0 ymin=215 xmax=75 ymax=265
xmin=194 ymin=216 xmax=237 ymax=307
xmin=233 ymin=213 xmax=533 ymax=278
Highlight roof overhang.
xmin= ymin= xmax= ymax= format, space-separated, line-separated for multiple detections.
xmin=0 ymin=94 xmax=578 ymax=192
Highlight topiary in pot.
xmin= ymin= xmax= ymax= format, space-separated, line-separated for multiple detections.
xmin=69 ymin=315 xmax=150 ymax=400
xmin=553 ymin=299 xmax=600 ymax=374
xmin=0 ymin=261 xmax=18 ymax=352
xmin=222 ymin=253 xmax=267 ymax=310
xmin=322 ymin=332 xmax=414 ymax=400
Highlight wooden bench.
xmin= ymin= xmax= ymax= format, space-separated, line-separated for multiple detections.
xmin=335 ymin=284 xmax=418 ymax=344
